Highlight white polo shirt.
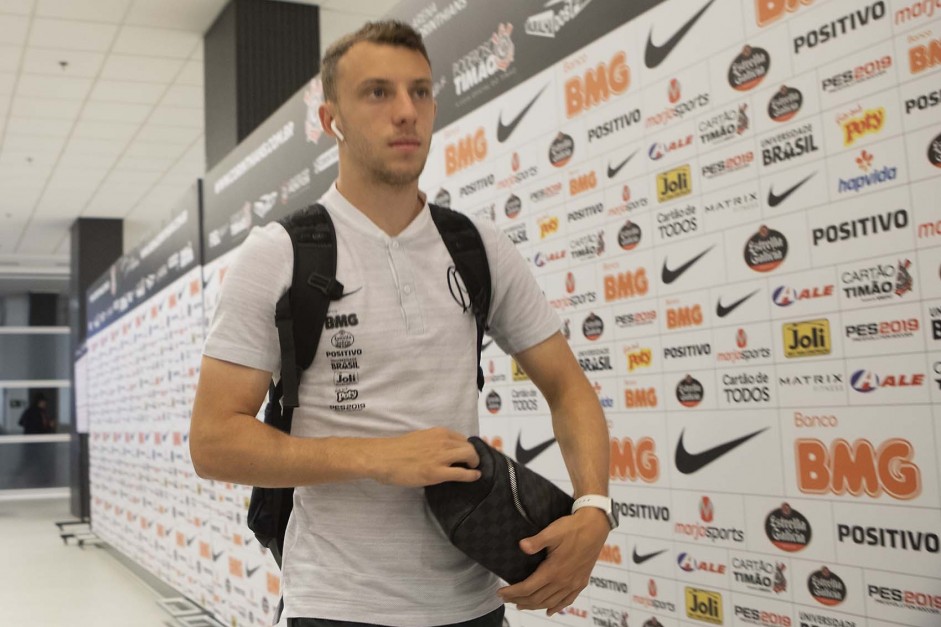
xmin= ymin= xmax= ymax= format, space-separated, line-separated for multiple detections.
xmin=204 ymin=184 xmax=560 ymax=625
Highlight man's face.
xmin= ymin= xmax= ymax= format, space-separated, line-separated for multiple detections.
xmin=331 ymin=41 xmax=435 ymax=186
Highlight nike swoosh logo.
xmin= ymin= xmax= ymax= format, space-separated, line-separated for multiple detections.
xmin=632 ymin=548 xmax=667 ymax=564
xmin=607 ymin=150 xmax=638 ymax=179
xmin=497 ymin=85 xmax=547 ymax=143
xmin=339 ymin=286 xmax=362 ymax=299
xmin=768 ymin=172 xmax=815 ymax=208
xmin=645 ymin=0 xmax=718 ymax=68
xmin=186 ymin=536 xmax=196 ymax=546
xmin=212 ymin=550 xmax=224 ymax=561
xmin=515 ymin=435 xmax=557 ymax=466
xmin=675 ymin=427 xmax=768 ymax=474
xmin=661 ymin=245 xmax=714 ymax=285
xmin=716 ymin=289 xmax=759 ymax=318
xmin=245 ymin=565 xmax=262 ymax=577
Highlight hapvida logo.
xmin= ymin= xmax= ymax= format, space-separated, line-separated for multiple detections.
xmin=838 ymin=150 xmax=897 ymax=193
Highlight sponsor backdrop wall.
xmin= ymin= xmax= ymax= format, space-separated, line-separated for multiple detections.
xmin=81 ymin=1 xmax=941 ymax=626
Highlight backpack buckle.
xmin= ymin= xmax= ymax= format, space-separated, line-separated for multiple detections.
xmin=306 ymin=272 xmax=344 ymax=299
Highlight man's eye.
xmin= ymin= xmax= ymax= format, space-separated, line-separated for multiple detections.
xmin=414 ymin=88 xmax=430 ymax=99
xmin=370 ymin=87 xmax=386 ymax=98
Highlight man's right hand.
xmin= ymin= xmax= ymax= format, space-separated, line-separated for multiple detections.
xmin=367 ymin=427 xmax=481 ymax=487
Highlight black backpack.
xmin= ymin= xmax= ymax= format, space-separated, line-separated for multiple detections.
xmin=246 ymin=202 xmax=492 ymax=569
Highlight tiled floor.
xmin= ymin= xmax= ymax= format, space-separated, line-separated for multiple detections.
xmin=0 ymin=496 xmax=173 ymax=627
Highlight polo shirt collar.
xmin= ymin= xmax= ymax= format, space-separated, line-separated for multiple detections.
xmin=322 ymin=183 xmax=431 ymax=243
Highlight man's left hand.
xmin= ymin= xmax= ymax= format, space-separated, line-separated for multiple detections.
xmin=497 ymin=507 xmax=610 ymax=615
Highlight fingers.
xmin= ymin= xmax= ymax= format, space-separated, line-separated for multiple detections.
xmin=435 ymin=466 xmax=482 ymax=484
xmin=548 ymin=590 xmax=580 ymax=616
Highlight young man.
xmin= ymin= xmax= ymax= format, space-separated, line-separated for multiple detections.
xmin=190 ymin=21 xmax=612 ymax=627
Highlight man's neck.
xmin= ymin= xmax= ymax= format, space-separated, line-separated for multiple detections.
xmin=335 ymin=172 xmax=423 ymax=237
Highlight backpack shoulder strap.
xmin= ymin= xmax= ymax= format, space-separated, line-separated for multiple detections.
xmin=275 ymin=203 xmax=343 ymax=413
xmin=428 ymin=203 xmax=492 ymax=391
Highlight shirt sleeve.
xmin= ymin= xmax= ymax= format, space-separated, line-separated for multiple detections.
xmin=473 ymin=217 xmax=561 ymax=356
xmin=202 ymin=222 xmax=293 ymax=374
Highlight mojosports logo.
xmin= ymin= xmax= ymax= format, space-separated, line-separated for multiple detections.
xmin=744 ymin=225 xmax=788 ymax=272
xmin=850 ymin=368 xmax=924 ymax=393
xmin=645 ymin=78 xmax=710 ymax=128
xmin=807 ymin=567 xmax=847 ymax=606
xmin=796 ymin=437 xmax=921 ymax=500
xmin=729 ymin=45 xmax=770 ymax=91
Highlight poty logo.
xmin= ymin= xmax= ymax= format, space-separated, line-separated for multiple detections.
xmin=839 ymin=106 xmax=885 ymax=145
xmin=538 ymin=216 xmax=559 ymax=239
xmin=565 ymin=51 xmax=631 ymax=118
xmin=850 ymin=369 xmax=924 ymax=392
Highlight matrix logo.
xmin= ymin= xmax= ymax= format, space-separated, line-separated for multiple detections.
xmin=685 ymin=588 xmax=723 ymax=624
xmin=782 ymin=319 xmax=831 ymax=358
xmin=772 ymin=284 xmax=833 ymax=306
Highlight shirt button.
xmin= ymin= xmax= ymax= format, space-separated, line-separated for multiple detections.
xmin=391 ymin=241 xmax=400 ymax=249
xmin=403 ymin=284 xmax=412 ymax=295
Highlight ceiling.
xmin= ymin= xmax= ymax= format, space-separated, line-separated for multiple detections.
xmin=0 ymin=0 xmax=399 ymax=297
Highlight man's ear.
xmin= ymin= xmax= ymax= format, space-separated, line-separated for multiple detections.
xmin=319 ymin=104 xmax=340 ymax=141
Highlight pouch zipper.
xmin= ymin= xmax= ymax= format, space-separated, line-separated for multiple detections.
xmin=505 ymin=457 xmax=534 ymax=526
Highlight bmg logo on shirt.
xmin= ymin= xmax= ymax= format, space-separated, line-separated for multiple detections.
xmin=325 ymin=313 xmax=359 ymax=329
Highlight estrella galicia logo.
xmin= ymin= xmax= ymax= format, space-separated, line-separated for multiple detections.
xmin=768 ymin=85 xmax=802 ymax=122
xmin=549 ymin=132 xmax=575 ymax=168
xmin=765 ymin=502 xmax=811 ymax=552
xmin=929 ymin=131 xmax=941 ymax=169
xmin=807 ymin=566 xmax=846 ymax=606
xmin=447 ymin=265 xmax=471 ymax=313
xmin=618 ymin=220 xmax=642 ymax=250
xmin=744 ymin=225 xmax=788 ymax=272
xmin=505 ymin=194 xmax=522 ymax=218
xmin=331 ymin=330 xmax=354 ymax=349
xmin=434 ymin=188 xmax=451 ymax=207
xmin=728 ymin=45 xmax=770 ymax=91
xmin=485 ymin=390 xmax=502 ymax=414
xmin=583 ymin=312 xmax=604 ymax=341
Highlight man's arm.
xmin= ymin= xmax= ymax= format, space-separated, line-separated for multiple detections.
xmin=189 ymin=355 xmax=481 ymax=488
xmin=497 ymin=331 xmax=611 ymax=615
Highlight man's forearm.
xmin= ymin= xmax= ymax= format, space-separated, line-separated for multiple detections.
xmin=550 ymin=378 xmax=610 ymax=497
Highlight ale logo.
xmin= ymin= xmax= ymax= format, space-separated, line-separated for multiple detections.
xmin=583 ymin=313 xmax=604 ymax=341
xmin=782 ymin=319 xmax=831 ymax=358
xmin=744 ymin=225 xmax=788 ymax=272
xmin=768 ymin=85 xmax=802 ymax=122
xmin=772 ymin=284 xmax=833 ymax=306
xmin=728 ymin=45 xmax=770 ymax=91
xmin=505 ymin=194 xmax=522 ymax=219
xmin=807 ymin=566 xmax=846 ymax=606
xmin=434 ymin=188 xmax=451 ymax=208
xmin=796 ymin=438 xmax=921 ymax=500
xmin=765 ymin=502 xmax=811 ymax=552
xmin=657 ymin=164 xmax=692 ymax=202
xmin=685 ymin=587 xmax=723 ymax=625
xmin=549 ymin=132 xmax=575 ymax=168
xmin=699 ymin=496 xmax=714 ymax=523
xmin=485 ymin=390 xmax=502 ymax=414
xmin=618 ymin=220 xmax=642 ymax=250
xmin=850 ymin=369 xmax=924 ymax=393
xmin=677 ymin=374 xmax=704 ymax=407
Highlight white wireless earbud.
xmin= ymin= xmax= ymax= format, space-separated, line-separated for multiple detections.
xmin=331 ymin=119 xmax=345 ymax=142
